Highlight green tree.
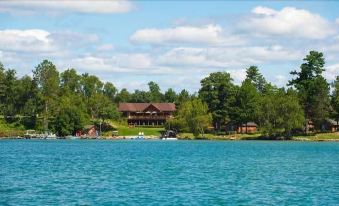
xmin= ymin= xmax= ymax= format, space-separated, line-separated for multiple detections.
xmin=199 ymin=72 xmax=236 ymax=130
xmin=245 ymin=66 xmax=267 ymax=93
xmin=15 ymin=76 xmax=41 ymax=128
xmin=289 ymin=51 xmax=330 ymax=132
xmin=232 ymin=79 xmax=260 ymax=133
xmin=115 ymin=88 xmax=131 ymax=103
xmin=33 ymin=60 xmax=60 ymax=131
xmin=0 ymin=62 xmax=5 ymax=109
xmin=80 ymin=73 xmax=103 ymax=118
xmin=311 ymin=76 xmax=331 ymax=129
xmin=131 ymin=89 xmax=150 ymax=103
xmin=97 ymin=95 xmax=120 ymax=121
xmin=103 ymin=82 xmax=117 ymax=102
xmin=177 ymin=99 xmax=212 ymax=137
xmin=176 ymin=89 xmax=190 ymax=106
xmin=55 ymin=94 xmax=88 ymax=136
xmin=164 ymin=88 xmax=177 ymax=103
xmin=2 ymin=69 xmax=17 ymax=118
xmin=331 ymin=76 xmax=339 ymax=125
xmin=148 ymin=81 xmax=163 ymax=102
xmin=258 ymin=89 xmax=305 ymax=138
xmin=60 ymin=68 xmax=81 ymax=94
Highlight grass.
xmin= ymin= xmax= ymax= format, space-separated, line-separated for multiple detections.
xmin=116 ymin=127 xmax=163 ymax=136
xmin=178 ymin=132 xmax=339 ymax=141
xmin=102 ymin=120 xmax=164 ymax=137
xmin=292 ymin=132 xmax=339 ymax=141
xmin=0 ymin=119 xmax=25 ymax=137
xmin=177 ymin=132 xmax=262 ymax=140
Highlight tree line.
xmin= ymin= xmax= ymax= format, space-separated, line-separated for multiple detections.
xmin=0 ymin=60 xmax=194 ymax=136
xmin=166 ymin=51 xmax=339 ymax=138
xmin=0 ymin=50 xmax=338 ymax=137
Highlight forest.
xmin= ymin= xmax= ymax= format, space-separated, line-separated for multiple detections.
xmin=0 ymin=50 xmax=338 ymax=138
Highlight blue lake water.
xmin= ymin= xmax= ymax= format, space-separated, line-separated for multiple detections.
xmin=1 ymin=140 xmax=339 ymax=205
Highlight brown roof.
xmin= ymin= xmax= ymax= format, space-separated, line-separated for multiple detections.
xmin=118 ymin=103 xmax=176 ymax=112
xmin=327 ymin=119 xmax=339 ymax=126
xmin=240 ymin=122 xmax=258 ymax=127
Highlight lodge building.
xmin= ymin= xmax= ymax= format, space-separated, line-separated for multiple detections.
xmin=118 ymin=103 xmax=176 ymax=126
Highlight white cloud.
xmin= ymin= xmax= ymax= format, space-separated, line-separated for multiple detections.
xmin=71 ymin=56 xmax=131 ymax=73
xmin=274 ymin=75 xmax=288 ymax=86
xmin=157 ymin=47 xmax=224 ymax=68
xmin=0 ymin=29 xmax=56 ymax=53
xmin=242 ymin=6 xmax=336 ymax=39
xmin=116 ymin=53 xmax=153 ymax=69
xmin=0 ymin=0 xmax=134 ymax=14
xmin=227 ymin=69 xmax=247 ymax=84
xmin=70 ymin=53 xmax=157 ymax=74
xmin=130 ymin=24 xmax=244 ymax=45
xmin=252 ymin=6 xmax=277 ymax=16
xmin=97 ymin=44 xmax=114 ymax=51
xmin=0 ymin=29 xmax=99 ymax=56
xmin=324 ymin=64 xmax=339 ymax=81
xmin=157 ymin=45 xmax=303 ymax=69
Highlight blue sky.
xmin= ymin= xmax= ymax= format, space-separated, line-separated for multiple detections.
xmin=0 ymin=0 xmax=339 ymax=92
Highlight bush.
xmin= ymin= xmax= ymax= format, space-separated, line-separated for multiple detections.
xmin=165 ymin=118 xmax=188 ymax=133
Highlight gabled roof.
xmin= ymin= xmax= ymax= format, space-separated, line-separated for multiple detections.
xmin=241 ymin=122 xmax=258 ymax=127
xmin=326 ymin=119 xmax=339 ymax=126
xmin=225 ymin=122 xmax=258 ymax=127
xmin=118 ymin=103 xmax=176 ymax=112
xmin=84 ymin=125 xmax=96 ymax=130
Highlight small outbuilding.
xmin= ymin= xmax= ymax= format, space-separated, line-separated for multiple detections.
xmin=76 ymin=125 xmax=98 ymax=138
xmin=237 ymin=122 xmax=258 ymax=134
xmin=225 ymin=122 xmax=258 ymax=134
xmin=323 ymin=119 xmax=339 ymax=132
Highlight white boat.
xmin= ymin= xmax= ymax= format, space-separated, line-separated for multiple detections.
xmin=43 ymin=131 xmax=57 ymax=139
xmin=160 ymin=130 xmax=177 ymax=140
xmin=131 ymin=132 xmax=145 ymax=140
xmin=162 ymin=137 xmax=178 ymax=140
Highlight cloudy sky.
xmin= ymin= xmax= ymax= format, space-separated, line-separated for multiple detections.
xmin=1 ymin=0 xmax=339 ymax=92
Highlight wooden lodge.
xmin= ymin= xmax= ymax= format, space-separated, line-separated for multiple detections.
xmin=118 ymin=103 xmax=176 ymax=126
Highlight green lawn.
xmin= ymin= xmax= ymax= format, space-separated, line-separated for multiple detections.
xmin=117 ymin=126 xmax=164 ymax=136
xmin=102 ymin=120 xmax=164 ymax=137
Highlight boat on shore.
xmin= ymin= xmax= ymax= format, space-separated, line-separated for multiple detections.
xmin=23 ymin=130 xmax=57 ymax=139
xmin=160 ymin=130 xmax=177 ymax=140
xmin=162 ymin=137 xmax=178 ymax=140
xmin=130 ymin=132 xmax=145 ymax=140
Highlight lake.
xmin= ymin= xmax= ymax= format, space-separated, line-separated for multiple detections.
xmin=1 ymin=140 xmax=339 ymax=205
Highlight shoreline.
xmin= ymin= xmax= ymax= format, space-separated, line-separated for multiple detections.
xmin=1 ymin=136 xmax=339 ymax=142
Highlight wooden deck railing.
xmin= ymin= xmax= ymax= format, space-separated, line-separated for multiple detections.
xmin=127 ymin=115 xmax=172 ymax=120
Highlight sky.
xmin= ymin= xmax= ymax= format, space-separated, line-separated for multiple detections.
xmin=0 ymin=0 xmax=339 ymax=92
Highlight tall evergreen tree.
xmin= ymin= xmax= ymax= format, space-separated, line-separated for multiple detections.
xmin=33 ymin=60 xmax=60 ymax=131
xmin=331 ymin=76 xmax=339 ymax=125
xmin=164 ymin=88 xmax=177 ymax=103
xmin=60 ymin=68 xmax=81 ymax=94
xmin=245 ymin=66 xmax=267 ymax=93
xmin=232 ymin=79 xmax=260 ymax=133
xmin=199 ymin=72 xmax=236 ymax=130
xmin=289 ymin=51 xmax=330 ymax=132
xmin=148 ymin=81 xmax=163 ymax=102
